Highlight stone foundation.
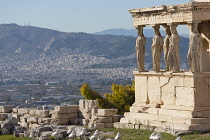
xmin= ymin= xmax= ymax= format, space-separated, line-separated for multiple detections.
xmin=115 ymin=71 xmax=210 ymax=132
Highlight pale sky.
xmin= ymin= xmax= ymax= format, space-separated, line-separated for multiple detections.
xmin=0 ymin=0 xmax=191 ymax=33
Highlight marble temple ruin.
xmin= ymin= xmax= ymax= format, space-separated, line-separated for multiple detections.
xmin=114 ymin=0 xmax=210 ymax=133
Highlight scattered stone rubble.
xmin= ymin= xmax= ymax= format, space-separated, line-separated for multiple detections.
xmin=0 ymin=100 xmax=122 ymax=139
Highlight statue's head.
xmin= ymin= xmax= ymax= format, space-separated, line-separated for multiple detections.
xmin=162 ymin=24 xmax=171 ymax=36
xmin=193 ymin=23 xmax=199 ymax=33
xmin=188 ymin=22 xmax=198 ymax=33
xmin=136 ymin=26 xmax=144 ymax=36
xmin=152 ymin=25 xmax=161 ymax=36
xmin=169 ymin=24 xmax=178 ymax=35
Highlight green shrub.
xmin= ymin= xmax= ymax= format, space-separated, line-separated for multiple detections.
xmin=80 ymin=82 xmax=135 ymax=114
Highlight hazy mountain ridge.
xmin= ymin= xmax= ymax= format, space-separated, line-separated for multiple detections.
xmin=0 ymin=24 xmax=136 ymax=59
xmin=0 ymin=24 xmax=189 ymax=90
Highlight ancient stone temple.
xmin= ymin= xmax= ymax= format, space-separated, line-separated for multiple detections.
xmin=114 ymin=0 xmax=210 ymax=133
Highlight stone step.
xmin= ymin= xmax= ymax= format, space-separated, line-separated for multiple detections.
xmin=161 ymin=105 xmax=210 ymax=112
xmin=115 ymin=121 xmax=210 ymax=131
xmin=124 ymin=112 xmax=210 ymax=124
xmin=128 ymin=107 xmax=210 ymax=118
xmin=119 ymin=117 xmax=210 ymax=131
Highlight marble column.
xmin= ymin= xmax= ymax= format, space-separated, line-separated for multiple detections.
xmin=162 ymin=24 xmax=171 ymax=71
xmin=187 ymin=22 xmax=202 ymax=72
xmin=167 ymin=24 xmax=180 ymax=72
xmin=151 ymin=25 xmax=163 ymax=72
xmin=135 ymin=25 xmax=146 ymax=71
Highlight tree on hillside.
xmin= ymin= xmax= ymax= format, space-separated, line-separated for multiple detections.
xmin=105 ymin=82 xmax=135 ymax=113
xmin=80 ymin=82 xmax=135 ymax=114
xmin=80 ymin=83 xmax=101 ymax=100
xmin=80 ymin=83 xmax=115 ymax=109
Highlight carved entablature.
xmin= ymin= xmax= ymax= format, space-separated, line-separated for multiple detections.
xmin=194 ymin=7 xmax=210 ymax=11
xmin=192 ymin=2 xmax=210 ymax=21
xmin=129 ymin=1 xmax=210 ymax=26
xmin=129 ymin=4 xmax=193 ymax=26
xmin=131 ymin=0 xmax=210 ymax=73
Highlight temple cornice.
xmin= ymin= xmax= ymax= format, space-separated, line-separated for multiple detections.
xmin=129 ymin=2 xmax=210 ymax=26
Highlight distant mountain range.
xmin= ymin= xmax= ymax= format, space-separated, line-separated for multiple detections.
xmin=0 ymin=24 xmax=189 ymax=91
xmin=94 ymin=28 xmax=189 ymax=38
xmin=0 ymin=24 xmax=137 ymax=59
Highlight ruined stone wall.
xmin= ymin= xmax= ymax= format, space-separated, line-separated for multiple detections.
xmin=78 ymin=100 xmax=122 ymax=129
xmin=0 ymin=99 xmax=121 ymax=136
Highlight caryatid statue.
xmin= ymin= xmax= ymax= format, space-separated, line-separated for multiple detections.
xmin=167 ymin=24 xmax=180 ymax=71
xmin=162 ymin=25 xmax=171 ymax=71
xmin=187 ymin=22 xmax=202 ymax=72
xmin=151 ymin=25 xmax=163 ymax=71
xmin=135 ymin=25 xmax=146 ymax=71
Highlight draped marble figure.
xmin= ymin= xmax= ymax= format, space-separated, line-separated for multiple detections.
xmin=187 ymin=23 xmax=202 ymax=72
xmin=167 ymin=24 xmax=180 ymax=71
xmin=135 ymin=26 xmax=146 ymax=71
xmin=151 ymin=25 xmax=163 ymax=71
xmin=162 ymin=25 xmax=171 ymax=71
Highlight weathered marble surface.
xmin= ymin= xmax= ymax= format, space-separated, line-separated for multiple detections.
xmin=187 ymin=23 xmax=202 ymax=72
xmin=115 ymin=71 xmax=210 ymax=132
xmin=167 ymin=24 xmax=180 ymax=72
xmin=162 ymin=25 xmax=171 ymax=71
xmin=135 ymin=26 xmax=146 ymax=71
xmin=151 ymin=25 xmax=163 ymax=72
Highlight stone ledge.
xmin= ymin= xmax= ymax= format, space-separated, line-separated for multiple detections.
xmin=97 ymin=109 xmax=118 ymax=117
xmin=54 ymin=105 xmax=79 ymax=113
xmin=130 ymin=107 xmax=210 ymax=118
xmin=51 ymin=112 xmax=78 ymax=119
xmin=119 ymin=116 xmax=210 ymax=131
xmin=123 ymin=112 xmax=210 ymax=125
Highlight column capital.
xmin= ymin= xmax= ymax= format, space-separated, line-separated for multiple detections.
xmin=151 ymin=24 xmax=160 ymax=30
xmin=162 ymin=24 xmax=171 ymax=36
xmin=135 ymin=25 xmax=145 ymax=37
xmin=167 ymin=23 xmax=178 ymax=27
xmin=187 ymin=22 xmax=199 ymax=34
xmin=150 ymin=24 xmax=160 ymax=27
xmin=134 ymin=25 xmax=146 ymax=29
xmin=162 ymin=24 xmax=169 ymax=28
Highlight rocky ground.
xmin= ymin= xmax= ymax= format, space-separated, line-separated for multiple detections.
xmin=0 ymin=100 xmax=122 ymax=140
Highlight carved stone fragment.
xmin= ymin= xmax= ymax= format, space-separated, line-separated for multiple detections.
xmin=167 ymin=24 xmax=180 ymax=71
xmin=151 ymin=25 xmax=163 ymax=71
xmin=135 ymin=26 xmax=146 ymax=71
xmin=187 ymin=23 xmax=202 ymax=72
xmin=162 ymin=24 xmax=171 ymax=71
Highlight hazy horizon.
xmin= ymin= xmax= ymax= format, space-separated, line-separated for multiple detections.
xmin=0 ymin=0 xmax=190 ymax=34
